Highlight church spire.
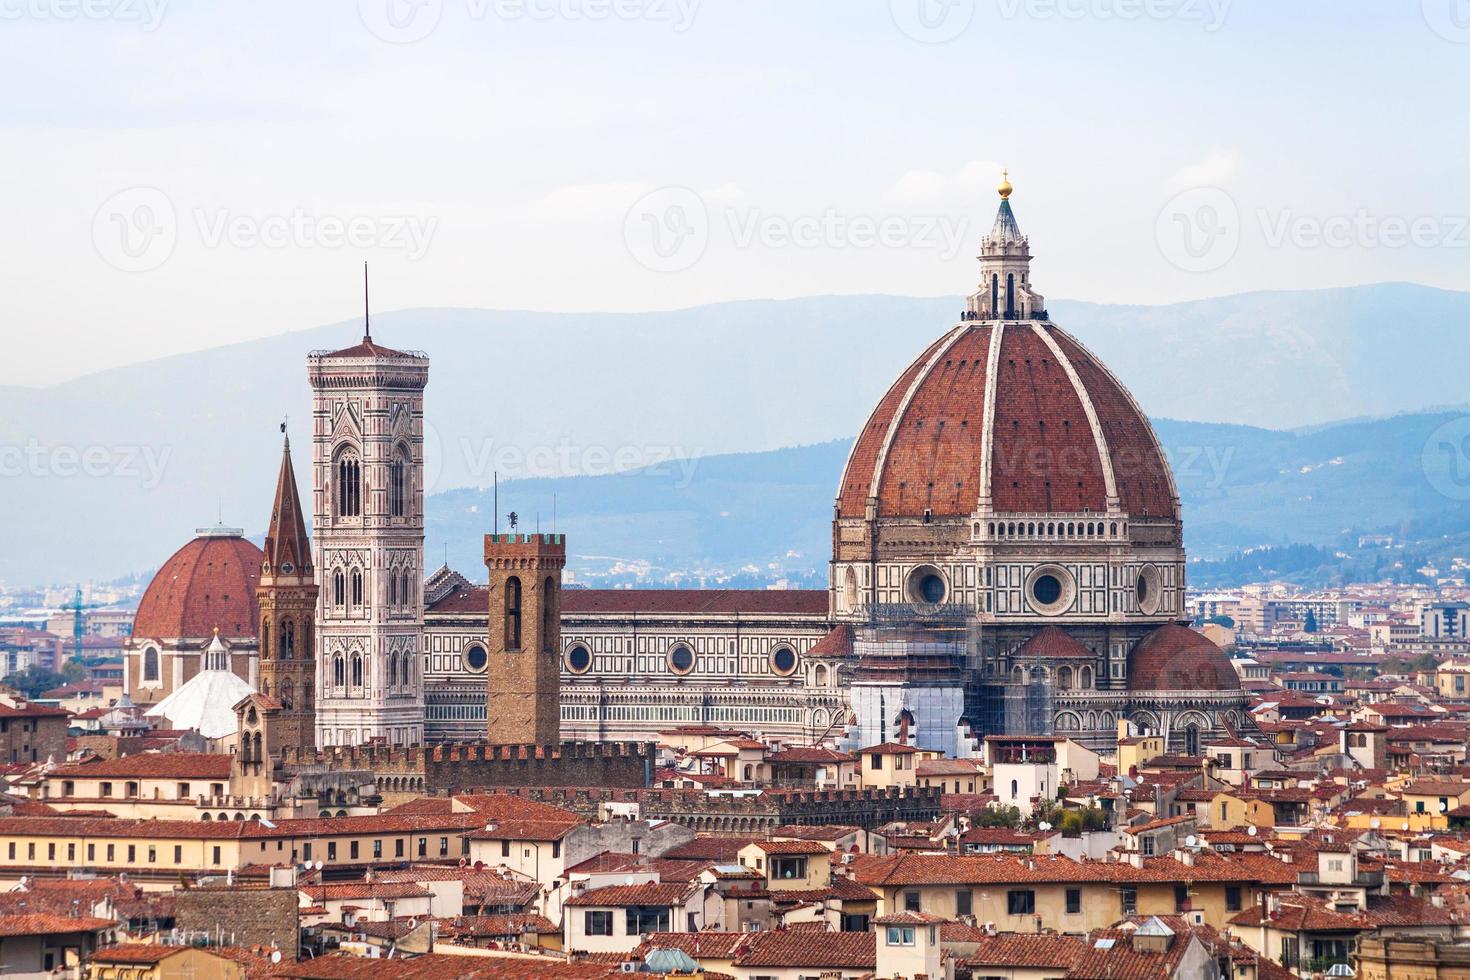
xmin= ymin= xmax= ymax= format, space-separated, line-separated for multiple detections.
xmin=263 ymin=428 xmax=312 ymax=580
xmin=362 ymin=261 xmax=371 ymax=343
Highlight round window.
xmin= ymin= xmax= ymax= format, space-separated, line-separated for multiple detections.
xmin=907 ymin=566 xmax=947 ymax=606
xmin=463 ymin=643 xmax=488 ymax=672
xmin=566 ymin=644 xmax=592 ymax=674
xmin=668 ymin=645 xmax=695 ymax=674
xmin=1025 ymin=565 xmax=1074 ymax=616
xmin=1136 ymin=565 xmax=1163 ymax=615
xmin=1033 ymin=574 xmax=1062 ymax=606
xmin=771 ymin=646 xmax=798 ymax=676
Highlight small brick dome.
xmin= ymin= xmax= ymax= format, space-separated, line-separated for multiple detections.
xmin=1127 ymin=624 xmax=1240 ymax=693
xmin=132 ymin=528 xmax=262 ymax=640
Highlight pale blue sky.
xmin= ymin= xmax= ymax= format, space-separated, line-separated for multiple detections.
xmin=2 ymin=0 xmax=1467 ymax=385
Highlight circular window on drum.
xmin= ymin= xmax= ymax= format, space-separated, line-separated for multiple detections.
xmin=565 ymin=644 xmax=593 ymax=675
xmin=770 ymin=645 xmax=798 ymax=677
xmin=1136 ymin=564 xmax=1163 ymax=615
xmin=907 ymin=565 xmax=948 ymax=606
xmin=1025 ymin=564 xmax=1075 ymax=616
xmin=462 ymin=643 xmax=489 ymax=673
xmin=668 ymin=644 xmax=695 ymax=675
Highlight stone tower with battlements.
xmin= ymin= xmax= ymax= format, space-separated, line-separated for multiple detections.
xmin=257 ymin=431 xmax=318 ymax=751
xmin=484 ymin=533 xmax=565 ymax=744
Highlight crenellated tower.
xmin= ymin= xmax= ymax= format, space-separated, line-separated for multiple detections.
xmin=484 ymin=533 xmax=565 ymax=744
xmin=256 ymin=429 xmax=319 ymax=751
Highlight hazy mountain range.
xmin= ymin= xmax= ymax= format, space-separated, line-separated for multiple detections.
xmin=5 ymin=281 xmax=1470 ymax=587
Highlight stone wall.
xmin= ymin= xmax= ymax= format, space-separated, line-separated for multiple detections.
xmin=175 ymin=886 xmax=299 ymax=960
xmin=279 ymin=740 xmax=653 ymax=794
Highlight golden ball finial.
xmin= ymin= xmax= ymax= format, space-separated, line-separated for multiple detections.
xmin=998 ymin=169 xmax=1013 ymax=200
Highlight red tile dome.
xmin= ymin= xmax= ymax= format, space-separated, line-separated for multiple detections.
xmin=1127 ymin=624 xmax=1240 ymax=693
xmin=837 ymin=321 xmax=1176 ymax=521
xmin=131 ymin=529 xmax=263 ymax=640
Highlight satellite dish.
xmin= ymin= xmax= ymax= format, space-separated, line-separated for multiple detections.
xmin=473 ymin=861 xmax=484 ymax=871
xmin=1369 ymin=818 xmax=1381 ymax=829
xmin=314 ymin=861 xmax=324 ymax=871
xmin=271 ymin=951 xmax=282 ymax=964
xmin=1442 ymin=801 xmax=1450 ymax=812
xmin=1401 ymin=823 xmax=1410 ymax=831
xmin=1038 ymin=822 xmax=1051 ymax=832
xmin=1185 ymin=835 xmax=1198 ymax=847
xmin=1247 ymin=826 xmax=1258 ymax=837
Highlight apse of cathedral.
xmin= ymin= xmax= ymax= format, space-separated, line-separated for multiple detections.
xmin=122 ymin=176 xmax=1247 ymax=757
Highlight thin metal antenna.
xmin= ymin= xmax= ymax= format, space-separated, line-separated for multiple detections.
xmin=493 ymin=472 xmax=498 ymax=536
xmin=363 ymin=262 xmax=371 ymax=342
xmin=553 ymin=493 xmax=557 ymax=534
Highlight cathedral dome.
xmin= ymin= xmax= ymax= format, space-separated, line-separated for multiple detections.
xmin=836 ymin=319 xmax=1176 ymax=521
xmin=835 ymin=182 xmax=1175 ymax=525
xmin=1126 ymin=624 xmax=1241 ymax=693
xmin=132 ymin=527 xmax=263 ymax=640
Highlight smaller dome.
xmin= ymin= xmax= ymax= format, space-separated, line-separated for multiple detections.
xmin=1127 ymin=625 xmax=1240 ymax=693
xmin=132 ymin=527 xmax=263 ymax=640
xmin=1015 ymin=626 xmax=1094 ymax=659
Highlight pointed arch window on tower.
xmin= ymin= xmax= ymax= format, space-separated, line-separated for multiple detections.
xmin=388 ymin=572 xmax=398 ymax=607
xmin=505 ymin=576 xmax=522 ymax=652
xmin=1006 ymin=273 xmax=1016 ymax=319
xmin=351 ymin=653 xmax=364 ymax=689
xmin=261 ymin=620 xmax=271 ymax=660
xmin=542 ymin=576 xmax=557 ymax=653
xmin=282 ymin=620 xmax=295 ymax=658
xmin=351 ymin=568 xmax=364 ymax=608
xmin=336 ymin=451 xmax=362 ymax=519
xmin=402 ymin=570 xmax=413 ymax=609
xmin=142 ymin=647 xmax=159 ymax=682
xmin=991 ymin=274 xmax=999 ymax=317
xmin=334 ymin=571 xmax=345 ymax=608
xmin=280 ymin=678 xmax=294 ymax=710
xmin=333 ymin=654 xmax=345 ymax=690
xmin=389 ymin=448 xmax=408 ymax=519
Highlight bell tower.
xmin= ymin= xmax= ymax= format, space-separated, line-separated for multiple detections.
xmin=310 ymin=268 xmax=430 ymax=747
xmin=257 ymin=429 xmax=318 ymax=751
xmin=484 ymin=533 xmax=565 ymax=744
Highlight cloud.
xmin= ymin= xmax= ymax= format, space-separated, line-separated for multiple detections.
xmin=1166 ymin=151 xmax=1239 ymax=192
xmin=882 ymin=159 xmax=1006 ymax=208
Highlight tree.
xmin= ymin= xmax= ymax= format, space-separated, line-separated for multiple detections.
xmin=2 ymin=667 xmax=68 ymax=698
xmin=60 ymin=659 xmax=89 ymax=683
xmin=1205 ymin=615 xmax=1235 ymax=629
xmin=974 ymin=805 xmax=1022 ymax=828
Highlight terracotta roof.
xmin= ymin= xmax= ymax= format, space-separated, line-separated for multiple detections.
xmin=859 ymin=742 xmax=919 ymax=755
xmin=1128 ymin=625 xmax=1241 ymax=693
xmin=132 ymin=530 xmax=263 ymax=639
xmin=88 ymin=944 xmax=181 ymax=964
xmin=47 ymin=753 xmax=235 ymax=779
xmin=836 ymin=321 xmax=1175 ymax=520
xmin=964 ymin=933 xmax=1090 ymax=969
xmin=1016 ymin=627 xmax=1097 ymax=660
xmin=315 ymin=336 xmax=421 ymax=360
xmin=271 ymin=951 xmax=622 ymax=978
xmin=564 ymin=882 xmax=690 ymax=907
xmin=732 ymin=929 xmax=875 ymax=968
xmin=747 ymin=839 xmax=831 ymax=855
xmin=0 ymin=912 xmax=114 ymax=937
xmin=807 ymin=625 xmax=853 ymax=658
xmin=633 ymin=932 xmax=747 ymax=960
xmin=301 ymin=882 xmax=433 ymax=902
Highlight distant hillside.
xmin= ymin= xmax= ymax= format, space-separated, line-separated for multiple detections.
xmin=432 ymin=410 xmax=1470 ymax=590
xmin=6 ymin=282 xmax=1470 ymax=583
